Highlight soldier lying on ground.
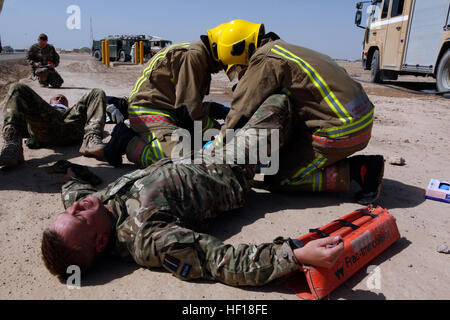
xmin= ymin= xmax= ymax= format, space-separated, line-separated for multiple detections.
xmin=42 ymin=93 xmax=352 ymax=286
xmin=0 ymin=83 xmax=106 ymax=168
xmin=27 ymin=33 xmax=64 ymax=88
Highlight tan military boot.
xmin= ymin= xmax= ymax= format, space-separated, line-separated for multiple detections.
xmin=0 ymin=126 xmax=24 ymax=168
xmin=0 ymin=143 xmax=24 ymax=168
xmin=79 ymin=134 xmax=104 ymax=160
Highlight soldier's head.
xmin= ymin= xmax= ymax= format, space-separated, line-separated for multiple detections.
xmin=50 ymin=94 xmax=69 ymax=107
xmin=41 ymin=195 xmax=113 ymax=280
xmin=38 ymin=33 xmax=48 ymax=48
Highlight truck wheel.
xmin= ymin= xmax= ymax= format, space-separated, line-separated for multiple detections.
xmin=436 ymin=49 xmax=450 ymax=98
xmin=370 ymin=50 xmax=383 ymax=84
xmin=93 ymin=50 xmax=102 ymax=61
xmin=119 ymin=50 xmax=126 ymax=62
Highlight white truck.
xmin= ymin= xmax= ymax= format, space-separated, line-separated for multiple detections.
xmin=355 ymin=0 xmax=450 ymax=97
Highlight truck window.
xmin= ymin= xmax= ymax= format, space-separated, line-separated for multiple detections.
xmin=370 ymin=2 xmax=382 ymax=23
xmin=381 ymin=0 xmax=390 ymax=19
xmin=391 ymin=0 xmax=404 ymax=17
xmin=446 ymin=5 xmax=450 ymax=29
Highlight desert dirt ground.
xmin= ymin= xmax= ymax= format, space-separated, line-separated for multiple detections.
xmin=0 ymin=53 xmax=449 ymax=300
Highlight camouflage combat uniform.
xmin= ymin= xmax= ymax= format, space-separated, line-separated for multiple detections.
xmin=220 ymin=38 xmax=375 ymax=193
xmin=27 ymin=43 xmax=64 ymax=87
xmin=60 ymin=94 xmax=301 ymax=286
xmin=126 ymin=40 xmax=226 ymax=168
xmin=2 ymin=83 xmax=105 ymax=146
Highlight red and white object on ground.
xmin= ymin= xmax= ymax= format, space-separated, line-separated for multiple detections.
xmin=285 ymin=206 xmax=400 ymax=300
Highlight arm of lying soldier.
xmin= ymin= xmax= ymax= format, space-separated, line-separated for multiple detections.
xmin=125 ymin=222 xmax=344 ymax=286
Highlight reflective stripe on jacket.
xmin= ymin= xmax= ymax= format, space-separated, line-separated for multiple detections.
xmin=223 ymin=39 xmax=374 ymax=139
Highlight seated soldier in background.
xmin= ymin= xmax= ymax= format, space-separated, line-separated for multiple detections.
xmin=27 ymin=33 xmax=64 ymax=88
xmin=0 ymin=83 xmax=106 ymax=168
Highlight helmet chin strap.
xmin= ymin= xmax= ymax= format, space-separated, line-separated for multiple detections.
xmin=200 ymin=35 xmax=224 ymax=73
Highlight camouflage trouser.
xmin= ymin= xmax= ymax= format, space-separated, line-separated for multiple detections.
xmin=127 ymin=93 xmax=300 ymax=286
xmin=2 ymin=83 xmax=106 ymax=146
xmin=34 ymin=67 xmax=64 ymax=88
xmin=125 ymin=102 xmax=222 ymax=168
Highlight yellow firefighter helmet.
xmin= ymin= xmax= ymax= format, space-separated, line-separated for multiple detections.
xmin=207 ymin=19 xmax=265 ymax=71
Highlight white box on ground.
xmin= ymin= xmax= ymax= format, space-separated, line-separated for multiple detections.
xmin=425 ymin=179 xmax=450 ymax=204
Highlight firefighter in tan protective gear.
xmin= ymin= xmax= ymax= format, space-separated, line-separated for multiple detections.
xmin=207 ymin=20 xmax=384 ymax=204
xmin=103 ymin=35 xmax=231 ymax=168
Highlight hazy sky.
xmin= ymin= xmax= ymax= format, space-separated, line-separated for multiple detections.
xmin=0 ymin=0 xmax=367 ymax=60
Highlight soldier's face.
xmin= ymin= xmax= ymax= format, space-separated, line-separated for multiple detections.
xmin=38 ymin=39 xmax=48 ymax=48
xmin=50 ymin=94 xmax=69 ymax=107
xmin=51 ymin=196 xmax=113 ymax=252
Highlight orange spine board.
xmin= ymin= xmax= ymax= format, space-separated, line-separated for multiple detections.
xmin=285 ymin=206 xmax=401 ymax=300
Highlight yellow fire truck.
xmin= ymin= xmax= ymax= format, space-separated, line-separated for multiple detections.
xmin=355 ymin=0 xmax=450 ymax=97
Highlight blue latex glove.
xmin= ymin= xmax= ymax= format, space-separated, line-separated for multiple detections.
xmin=203 ymin=140 xmax=214 ymax=149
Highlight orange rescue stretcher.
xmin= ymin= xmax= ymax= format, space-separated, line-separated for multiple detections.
xmin=285 ymin=206 xmax=400 ymax=300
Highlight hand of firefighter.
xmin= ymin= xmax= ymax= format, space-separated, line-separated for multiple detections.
xmin=204 ymin=102 xmax=230 ymax=120
xmin=293 ymin=236 xmax=344 ymax=268
xmin=213 ymin=105 xmax=230 ymax=120
xmin=106 ymin=104 xmax=125 ymax=123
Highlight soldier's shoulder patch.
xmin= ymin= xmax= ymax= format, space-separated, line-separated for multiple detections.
xmin=180 ymin=263 xmax=192 ymax=278
xmin=163 ymin=254 xmax=180 ymax=272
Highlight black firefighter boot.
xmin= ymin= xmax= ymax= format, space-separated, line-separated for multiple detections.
xmin=104 ymin=123 xmax=137 ymax=167
xmin=349 ymin=155 xmax=385 ymax=205
xmin=0 ymin=126 xmax=24 ymax=168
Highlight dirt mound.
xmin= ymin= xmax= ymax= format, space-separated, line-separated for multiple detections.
xmin=0 ymin=59 xmax=30 ymax=101
xmin=64 ymin=59 xmax=112 ymax=74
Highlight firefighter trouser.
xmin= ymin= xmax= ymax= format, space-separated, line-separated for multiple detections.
xmin=261 ymin=95 xmax=372 ymax=193
xmin=126 ymin=123 xmax=182 ymax=169
xmin=126 ymin=103 xmax=221 ymax=168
